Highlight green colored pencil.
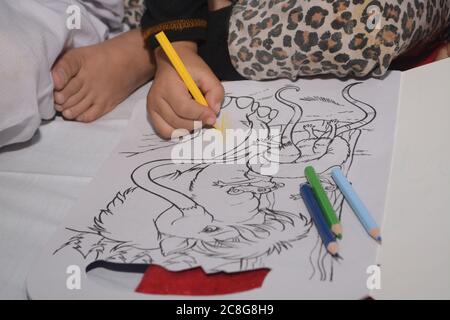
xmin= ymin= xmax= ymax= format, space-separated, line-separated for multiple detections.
xmin=304 ymin=166 xmax=342 ymax=239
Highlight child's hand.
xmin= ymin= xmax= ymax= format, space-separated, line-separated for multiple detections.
xmin=147 ymin=41 xmax=224 ymax=139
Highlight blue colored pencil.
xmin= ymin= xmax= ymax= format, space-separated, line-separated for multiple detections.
xmin=300 ymin=183 xmax=340 ymax=258
xmin=331 ymin=167 xmax=381 ymax=243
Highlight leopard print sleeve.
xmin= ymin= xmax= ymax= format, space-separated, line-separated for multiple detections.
xmin=227 ymin=0 xmax=450 ymax=80
xmin=123 ymin=0 xmax=146 ymax=29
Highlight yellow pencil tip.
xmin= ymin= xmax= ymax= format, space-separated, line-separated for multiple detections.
xmin=214 ymin=112 xmax=227 ymax=135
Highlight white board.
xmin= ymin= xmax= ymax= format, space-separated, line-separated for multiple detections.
xmin=373 ymin=58 xmax=450 ymax=300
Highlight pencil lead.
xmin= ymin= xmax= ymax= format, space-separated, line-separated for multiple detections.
xmin=376 ymin=236 xmax=382 ymax=244
xmin=336 ymin=234 xmax=342 ymax=240
xmin=332 ymin=253 xmax=343 ymax=261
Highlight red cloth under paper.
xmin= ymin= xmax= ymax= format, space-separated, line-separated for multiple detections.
xmin=135 ymin=265 xmax=269 ymax=295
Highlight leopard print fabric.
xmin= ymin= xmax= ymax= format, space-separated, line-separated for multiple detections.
xmin=228 ymin=0 xmax=450 ymax=79
xmin=123 ymin=0 xmax=146 ymax=29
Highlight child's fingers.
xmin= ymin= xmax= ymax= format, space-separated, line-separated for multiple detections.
xmin=197 ymin=72 xmax=225 ymax=115
xmin=59 ymin=89 xmax=87 ymax=110
xmin=61 ymin=96 xmax=93 ymax=120
xmin=155 ymin=98 xmax=203 ymax=131
xmin=54 ymin=77 xmax=83 ymax=105
xmin=52 ymin=51 xmax=82 ymax=90
xmin=77 ymin=104 xmax=114 ymax=123
xmin=148 ymin=109 xmax=176 ymax=140
xmin=168 ymin=90 xmax=217 ymax=125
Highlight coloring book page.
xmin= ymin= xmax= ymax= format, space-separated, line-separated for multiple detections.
xmin=27 ymin=73 xmax=401 ymax=299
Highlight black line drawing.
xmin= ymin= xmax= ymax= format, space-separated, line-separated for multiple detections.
xmin=55 ymin=82 xmax=376 ymax=282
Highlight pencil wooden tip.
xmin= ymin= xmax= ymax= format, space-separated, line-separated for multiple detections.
xmin=213 ymin=112 xmax=228 ymax=134
xmin=369 ymin=228 xmax=381 ymax=243
xmin=332 ymin=224 xmax=343 ymax=238
xmin=327 ymin=242 xmax=340 ymax=256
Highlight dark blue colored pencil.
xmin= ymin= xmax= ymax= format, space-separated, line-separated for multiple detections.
xmin=300 ymin=183 xmax=340 ymax=258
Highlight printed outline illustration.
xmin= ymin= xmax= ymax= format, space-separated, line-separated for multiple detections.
xmin=55 ymin=82 xmax=376 ymax=284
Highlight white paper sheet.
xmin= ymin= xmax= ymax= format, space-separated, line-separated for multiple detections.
xmin=27 ymin=74 xmax=401 ymax=299
xmin=373 ymin=58 xmax=450 ymax=299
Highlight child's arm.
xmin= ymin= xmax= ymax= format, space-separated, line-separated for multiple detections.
xmin=142 ymin=1 xmax=224 ymax=139
xmin=141 ymin=0 xmax=209 ymax=48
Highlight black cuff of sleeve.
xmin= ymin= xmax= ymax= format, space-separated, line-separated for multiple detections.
xmin=145 ymin=26 xmax=207 ymax=49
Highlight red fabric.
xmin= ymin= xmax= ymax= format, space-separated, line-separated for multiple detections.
xmin=391 ymin=42 xmax=446 ymax=70
xmin=414 ymin=43 xmax=446 ymax=67
xmin=134 ymin=41 xmax=447 ymax=297
xmin=135 ymin=265 xmax=270 ymax=295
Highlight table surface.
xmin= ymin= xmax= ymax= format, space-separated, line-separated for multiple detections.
xmin=0 ymin=85 xmax=147 ymax=299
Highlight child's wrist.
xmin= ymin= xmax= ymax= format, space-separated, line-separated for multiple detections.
xmin=155 ymin=40 xmax=198 ymax=61
xmin=172 ymin=40 xmax=198 ymax=52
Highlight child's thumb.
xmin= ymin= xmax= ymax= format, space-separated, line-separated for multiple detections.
xmin=200 ymin=108 xmax=217 ymax=127
xmin=201 ymin=77 xmax=225 ymax=115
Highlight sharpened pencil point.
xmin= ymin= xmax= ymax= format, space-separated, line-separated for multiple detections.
xmin=336 ymin=234 xmax=342 ymax=240
xmin=376 ymin=236 xmax=382 ymax=244
xmin=214 ymin=113 xmax=227 ymax=134
xmin=332 ymin=253 xmax=343 ymax=261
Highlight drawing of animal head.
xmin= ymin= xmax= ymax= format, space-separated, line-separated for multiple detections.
xmin=60 ymin=186 xmax=312 ymax=267
xmin=154 ymin=204 xmax=244 ymax=244
xmin=131 ymin=161 xmax=288 ymax=237
xmin=152 ymin=193 xmax=286 ymax=247
xmin=157 ymin=208 xmax=312 ymax=262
